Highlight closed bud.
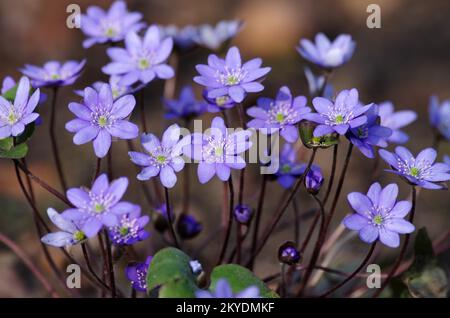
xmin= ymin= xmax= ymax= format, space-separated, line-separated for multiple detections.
xmin=278 ymin=241 xmax=301 ymax=265
xmin=233 ymin=204 xmax=253 ymax=225
xmin=177 ymin=214 xmax=203 ymax=239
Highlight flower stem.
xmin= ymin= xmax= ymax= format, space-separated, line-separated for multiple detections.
xmin=299 ymin=211 xmax=321 ymax=254
xmin=107 ymin=146 xmax=114 ymax=179
xmin=0 ymin=231 xmax=60 ymax=298
xmin=247 ymin=148 xmax=318 ymax=266
xmin=318 ymin=242 xmax=377 ymax=297
xmin=103 ymin=230 xmax=116 ymax=298
xmin=372 ymin=186 xmax=417 ymax=298
xmin=217 ymin=178 xmax=235 ymax=265
xmin=280 ymin=263 xmax=287 ymax=297
xmin=49 ymin=87 xmax=67 ymax=192
xmin=293 ymin=197 xmax=300 ymax=245
xmin=139 ymin=88 xmax=148 ymax=133
xmin=236 ymin=223 xmax=243 ymax=264
xmin=81 ymin=243 xmax=112 ymax=293
xmin=93 ymin=157 xmax=102 ymax=183
xmin=322 ymin=144 xmax=338 ymax=205
xmin=164 ymin=186 xmax=180 ymax=248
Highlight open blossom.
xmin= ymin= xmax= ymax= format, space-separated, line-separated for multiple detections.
xmin=164 ymin=85 xmax=208 ymax=120
xmin=196 ymin=279 xmax=260 ymax=298
xmin=129 ymin=124 xmax=190 ymax=188
xmin=66 ymin=84 xmax=138 ymax=158
xmin=378 ymin=101 xmax=417 ymax=144
xmin=343 ymin=183 xmax=415 ymax=248
xmin=304 ymin=88 xmax=372 ymax=137
xmin=103 ymin=25 xmax=174 ymax=86
xmin=126 ymin=256 xmax=152 ymax=292
xmin=0 ymin=77 xmax=40 ymax=138
xmin=347 ymin=104 xmax=392 ymax=158
xmin=379 ymin=147 xmax=450 ymax=190
xmin=75 ymin=75 xmax=131 ymax=101
xmin=1 ymin=76 xmax=16 ymax=94
xmin=108 ymin=204 xmax=150 ymax=245
xmin=81 ymin=1 xmax=145 ymax=49
xmin=195 ymin=20 xmax=243 ymax=51
xmin=429 ymin=95 xmax=450 ymax=140
xmin=246 ymin=86 xmax=311 ymax=142
xmin=184 ymin=117 xmax=252 ymax=184
xmin=274 ymin=143 xmax=308 ymax=189
xmin=61 ymin=174 xmax=133 ymax=237
xmin=41 ymin=208 xmax=86 ymax=247
xmin=194 ymin=46 xmax=271 ymax=103
xmin=297 ymin=33 xmax=355 ymax=69
xmin=21 ymin=60 xmax=86 ymax=88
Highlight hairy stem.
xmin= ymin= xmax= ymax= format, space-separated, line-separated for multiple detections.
xmin=323 ymin=144 xmax=338 ymax=205
xmin=217 ymin=178 xmax=235 ymax=265
xmin=164 ymin=187 xmax=180 ymax=248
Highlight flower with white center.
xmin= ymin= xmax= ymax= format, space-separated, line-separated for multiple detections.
xmin=41 ymin=208 xmax=86 ymax=247
xmin=21 ymin=60 xmax=86 ymax=88
xmin=108 ymin=204 xmax=150 ymax=245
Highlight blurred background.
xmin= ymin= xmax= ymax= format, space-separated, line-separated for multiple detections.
xmin=0 ymin=0 xmax=449 ymax=297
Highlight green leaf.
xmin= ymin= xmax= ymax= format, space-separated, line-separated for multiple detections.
xmin=0 ymin=142 xmax=28 ymax=159
xmin=158 ymin=278 xmax=198 ymax=298
xmin=0 ymin=138 xmax=13 ymax=151
xmin=401 ymin=227 xmax=448 ymax=298
xmin=299 ymin=121 xmax=339 ymax=149
xmin=146 ymin=247 xmax=197 ymax=295
xmin=2 ymin=84 xmax=18 ymax=102
xmin=210 ymin=264 xmax=279 ymax=298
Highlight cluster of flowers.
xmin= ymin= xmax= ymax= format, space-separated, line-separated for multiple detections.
xmin=2 ymin=0 xmax=450 ymax=298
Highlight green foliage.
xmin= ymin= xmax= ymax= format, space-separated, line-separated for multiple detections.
xmin=0 ymin=139 xmax=28 ymax=159
xmin=299 ymin=121 xmax=339 ymax=149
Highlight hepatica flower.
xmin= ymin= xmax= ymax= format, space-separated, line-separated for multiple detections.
xmin=81 ymin=0 xmax=145 ymax=49
xmin=343 ymin=183 xmax=415 ymax=248
xmin=305 ymin=164 xmax=324 ymax=194
xmin=103 ymin=25 xmax=174 ymax=86
xmin=159 ymin=24 xmax=200 ymax=52
xmin=185 ymin=117 xmax=252 ymax=184
xmin=196 ymin=279 xmax=260 ymax=298
xmin=445 ymin=155 xmax=450 ymax=167
xmin=164 ymin=85 xmax=208 ymax=120
xmin=429 ymin=95 xmax=450 ymax=140
xmin=346 ymin=104 xmax=392 ymax=158
xmin=62 ymin=174 xmax=133 ymax=237
xmin=1 ymin=76 xmax=16 ymax=94
xmin=129 ymin=124 xmax=190 ymax=188
xmin=304 ymin=67 xmax=333 ymax=99
xmin=0 ymin=76 xmax=40 ymax=138
xmin=75 ymin=75 xmax=131 ymax=101
xmin=305 ymin=88 xmax=372 ymax=137
xmin=21 ymin=60 xmax=86 ymax=88
xmin=66 ymin=84 xmax=138 ymax=158
xmin=194 ymin=46 xmax=271 ymax=103
xmin=246 ymin=86 xmax=311 ymax=142
xmin=379 ymin=147 xmax=450 ymax=190
xmin=41 ymin=208 xmax=86 ymax=247
xmin=195 ymin=20 xmax=243 ymax=51
xmin=126 ymin=256 xmax=152 ymax=292
xmin=274 ymin=143 xmax=308 ymax=189
xmin=108 ymin=204 xmax=150 ymax=246
xmin=378 ymin=101 xmax=417 ymax=144
xmin=297 ymin=33 xmax=355 ymax=69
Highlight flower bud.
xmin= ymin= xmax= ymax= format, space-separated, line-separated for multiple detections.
xmin=153 ymin=204 xmax=176 ymax=233
xmin=278 ymin=241 xmax=301 ymax=265
xmin=299 ymin=121 xmax=339 ymax=149
xmin=233 ymin=204 xmax=253 ymax=225
xmin=305 ymin=165 xmax=324 ymax=195
xmin=177 ymin=214 xmax=203 ymax=239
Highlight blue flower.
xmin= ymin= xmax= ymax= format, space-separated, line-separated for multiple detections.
xmin=159 ymin=24 xmax=200 ymax=52
xmin=164 ymin=85 xmax=208 ymax=120
xmin=378 ymin=101 xmax=417 ymax=144
xmin=379 ymin=147 xmax=450 ymax=190
xmin=75 ymin=75 xmax=131 ymax=101
xmin=108 ymin=204 xmax=150 ymax=246
xmin=194 ymin=46 xmax=271 ymax=103
xmin=41 ymin=208 xmax=86 ymax=247
xmin=274 ymin=143 xmax=307 ymax=189
xmin=429 ymin=95 xmax=450 ymax=140
xmin=297 ymin=33 xmax=356 ymax=69
xmin=21 ymin=60 xmax=86 ymax=88
xmin=126 ymin=256 xmax=152 ymax=292
xmin=343 ymin=183 xmax=415 ymax=248
xmin=195 ymin=20 xmax=243 ymax=51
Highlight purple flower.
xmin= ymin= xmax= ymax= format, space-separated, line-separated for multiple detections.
xmin=177 ymin=214 xmax=203 ymax=239
xmin=274 ymin=143 xmax=307 ymax=189
xmin=233 ymin=204 xmax=253 ymax=225
xmin=159 ymin=24 xmax=200 ymax=52
xmin=184 ymin=117 xmax=252 ymax=184
xmin=126 ymin=256 xmax=152 ymax=292
xmin=75 ymin=75 xmax=131 ymax=101
xmin=379 ymin=147 xmax=450 ymax=190
xmin=164 ymin=85 xmax=208 ymax=120
xmin=429 ymin=95 xmax=450 ymax=140
xmin=0 ymin=77 xmax=40 ymax=138
xmin=21 ymin=60 xmax=86 ymax=88
xmin=304 ymin=67 xmax=333 ymax=99
xmin=66 ymin=84 xmax=138 ymax=158
xmin=444 ymin=155 xmax=450 ymax=167
xmin=196 ymin=279 xmax=260 ymax=298
xmin=108 ymin=204 xmax=150 ymax=245
xmin=203 ymin=89 xmax=236 ymax=113
xmin=195 ymin=20 xmax=243 ymax=51
xmin=129 ymin=124 xmax=190 ymax=188
xmin=297 ymin=33 xmax=356 ymax=69
xmin=343 ymin=183 xmax=415 ymax=248
xmin=1 ymin=76 xmax=16 ymax=94
xmin=194 ymin=46 xmax=271 ymax=103
xmin=81 ymin=1 xmax=145 ymax=49
xmin=61 ymin=174 xmax=133 ymax=237
xmin=305 ymin=164 xmax=324 ymax=195
xmin=41 ymin=208 xmax=86 ymax=247
xmin=304 ymin=88 xmax=372 ymax=137
xmin=378 ymin=101 xmax=417 ymax=144
xmin=102 ymin=25 xmax=174 ymax=86
xmin=246 ymin=86 xmax=311 ymax=142
xmin=346 ymin=104 xmax=392 ymax=158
